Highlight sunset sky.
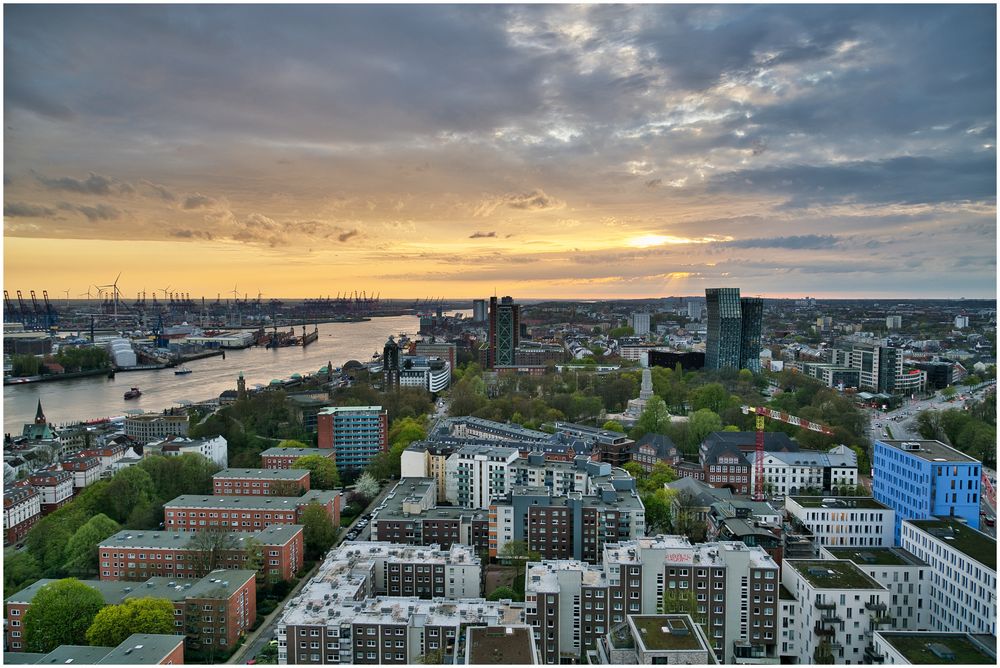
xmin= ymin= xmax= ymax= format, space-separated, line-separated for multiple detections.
xmin=3 ymin=4 xmax=996 ymax=300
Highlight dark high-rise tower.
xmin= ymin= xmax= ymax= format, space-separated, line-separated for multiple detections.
xmin=488 ymin=296 xmax=520 ymax=369
xmin=705 ymin=288 xmax=763 ymax=371
xmin=739 ymin=297 xmax=763 ymax=372
xmin=705 ymin=288 xmax=743 ymax=370
xmin=383 ymin=336 xmax=400 ymax=391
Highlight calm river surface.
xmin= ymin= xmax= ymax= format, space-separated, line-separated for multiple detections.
xmin=3 ymin=315 xmax=426 ymax=435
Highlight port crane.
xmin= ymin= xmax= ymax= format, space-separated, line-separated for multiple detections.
xmin=741 ymin=405 xmax=836 ymax=502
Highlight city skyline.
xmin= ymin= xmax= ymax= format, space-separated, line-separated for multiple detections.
xmin=4 ymin=4 xmax=997 ymax=299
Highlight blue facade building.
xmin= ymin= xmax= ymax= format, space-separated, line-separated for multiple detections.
xmin=872 ymin=439 xmax=982 ymax=543
xmin=317 ymin=405 xmax=388 ymax=472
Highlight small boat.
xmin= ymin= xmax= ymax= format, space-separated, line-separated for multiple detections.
xmin=124 ymin=387 xmax=142 ymax=400
xmin=174 ymin=366 xmax=192 ymax=375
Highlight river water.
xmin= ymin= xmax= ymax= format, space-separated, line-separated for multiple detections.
xmin=3 ymin=315 xmax=426 ymax=435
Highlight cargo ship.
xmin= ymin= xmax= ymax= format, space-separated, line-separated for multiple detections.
xmin=123 ymin=387 xmax=142 ymax=400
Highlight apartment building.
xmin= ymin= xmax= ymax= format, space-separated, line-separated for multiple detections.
xmin=316 ymin=406 xmax=388 ymax=472
xmin=124 ymin=412 xmax=190 ymax=445
xmin=785 ymin=496 xmax=894 ymax=550
xmin=27 ymin=470 xmax=73 ymax=514
xmin=163 ymin=491 xmax=340 ymax=531
xmin=398 ymin=356 xmax=451 ymax=392
xmin=145 ymin=436 xmax=228 ymax=469
xmin=872 ymin=439 xmax=982 ymax=542
xmin=899 ymin=518 xmax=996 ymax=636
xmin=261 ymin=446 xmax=337 ymax=470
xmin=99 ymin=524 xmax=304 ymax=582
xmin=399 ymin=442 xmax=457 ymax=500
xmin=465 ymin=625 xmax=540 ymax=665
xmin=133 ymin=570 xmax=257 ymax=652
xmin=3 ymin=633 xmax=185 ymax=665
xmin=370 ymin=478 xmax=490 ymax=553
xmin=749 ymin=445 xmax=858 ymax=497
xmin=489 ymin=484 xmax=646 ymax=564
xmin=551 ymin=422 xmax=634 ymax=467
xmin=275 ymin=542 xmax=511 ymax=664
xmin=337 ymin=541 xmax=481 ymax=599
xmin=444 ymin=444 xmax=520 ymax=509
xmin=212 ymin=468 xmax=311 ymax=496
xmin=444 ymin=416 xmax=550 ymax=443
xmin=686 ymin=432 xmax=799 ymax=495
xmin=629 ymin=433 xmax=682 ymax=473
xmin=3 ymin=483 xmax=41 ymax=547
xmin=59 ymin=455 xmax=103 ymax=494
xmin=871 ymin=631 xmax=996 ymax=664
xmin=79 ymin=442 xmax=128 ymax=475
xmin=524 ymin=537 xmax=780 ymax=664
xmin=591 ymin=614 xmax=717 ymax=665
xmin=781 ymin=559 xmax=891 ymax=664
xmin=819 ymin=547 xmax=930 ymax=631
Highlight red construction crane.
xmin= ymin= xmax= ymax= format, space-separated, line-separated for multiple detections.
xmin=741 ymin=405 xmax=837 ymax=501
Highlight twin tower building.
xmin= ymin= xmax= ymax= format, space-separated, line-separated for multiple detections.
xmin=705 ymin=287 xmax=763 ymax=372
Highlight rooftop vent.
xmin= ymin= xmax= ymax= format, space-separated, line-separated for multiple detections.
xmin=927 ymin=643 xmax=955 ymax=660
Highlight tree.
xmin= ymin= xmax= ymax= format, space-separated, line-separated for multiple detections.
xmin=63 ymin=514 xmax=121 ymax=576
xmin=622 ymin=462 xmax=645 ymax=480
xmin=688 ymin=408 xmax=723 ymax=447
xmin=487 ymin=586 xmax=518 ymax=601
xmin=388 ymin=417 xmax=427 ymax=449
xmin=354 ymin=472 xmax=381 ymax=499
xmin=102 ymin=466 xmax=155 ymax=524
xmin=85 ymin=597 xmax=174 ymax=647
xmin=690 ymin=383 xmax=733 ymax=414
xmin=4 ymin=551 xmax=42 ymax=600
xmin=189 ymin=529 xmax=240 ymax=574
xmin=278 ymin=439 xmax=309 ymax=448
xmin=23 ymin=579 xmax=105 ymax=652
xmin=301 ymin=502 xmax=337 ymax=560
xmin=941 ymin=386 xmax=958 ymax=399
xmin=269 ymin=480 xmax=305 ymax=496
xmin=499 ymin=540 xmax=540 ymax=564
xmin=602 ymin=420 xmax=625 ymax=433
xmin=292 ymin=455 xmax=341 ymax=490
xmin=641 ymin=462 xmax=678 ymax=493
xmin=670 ymin=490 xmax=707 ymax=542
xmin=643 ymin=488 xmax=673 ymax=534
xmin=631 ymin=396 xmax=671 ymax=439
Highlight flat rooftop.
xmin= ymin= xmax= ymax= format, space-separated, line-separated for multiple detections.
xmin=318 ymin=405 xmax=383 ymax=414
xmin=97 ymin=634 xmax=185 ymax=665
xmin=907 ymin=518 xmax=996 ymax=570
xmin=877 ymin=439 xmax=978 ymax=463
xmin=213 ymin=467 xmax=310 ymax=480
xmin=877 ymin=632 xmax=996 ymax=664
xmin=467 ymin=626 xmax=536 ymax=664
xmin=630 ymin=615 xmax=706 ymax=651
xmin=260 ymin=446 xmax=333 ymax=458
xmin=826 ymin=547 xmax=927 ymax=567
xmin=100 ymin=524 xmax=303 ymax=549
xmin=5 ymin=579 xmax=136 ymax=606
xmin=791 ymin=496 xmax=889 ymax=510
xmin=164 ymin=489 xmax=336 ymax=509
xmin=787 ymin=559 xmax=885 ymax=590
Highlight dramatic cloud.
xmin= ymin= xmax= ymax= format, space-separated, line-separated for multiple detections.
xmin=181 ymin=194 xmax=216 ymax=210
xmin=2 ymin=5 xmax=995 ymax=298
xmin=724 ymin=235 xmax=839 ymax=250
xmin=4 ymin=202 xmax=56 ymax=218
xmin=34 ymin=171 xmax=114 ymax=195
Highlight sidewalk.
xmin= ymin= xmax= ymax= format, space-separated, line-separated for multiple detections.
xmin=226 ymin=560 xmax=321 ymax=665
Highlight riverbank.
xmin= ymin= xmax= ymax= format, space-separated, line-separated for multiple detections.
xmin=3 ymin=367 xmax=111 ymax=386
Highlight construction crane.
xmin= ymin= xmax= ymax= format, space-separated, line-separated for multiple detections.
xmin=741 ymin=405 xmax=836 ymax=501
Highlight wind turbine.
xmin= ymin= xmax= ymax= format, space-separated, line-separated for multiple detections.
xmin=159 ymin=285 xmax=171 ymax=299
xmin=63 ymin=289 xmax=70 ymax=300
xmin=78 ymin=286 xmax=94 ymax=300
xmin=97 ymin=273 xmax=122 ymax=318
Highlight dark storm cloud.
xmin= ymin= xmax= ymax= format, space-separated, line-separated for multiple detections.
xmin=711 ymin=156 xmax=997 ymax=208
xmin=182 ymin=194 xmax=216 ymax=210
xmin=724 ymin=235 xmax=839 ymax=250
xmin=140 ymin=180 xmax=176 ymax=202
xmin=4 ymin=202 xmax=56 ymax=218
xmin=337 ymin=229 xmax=359 ymax=242
xmin=33 ymin=171 xmax=115 ymax=195
xmin=170 ymin=229 xmax=213 ymax=240
xmin=76 ymin=204 xmax=122 ymax=221
xmin=469 ymin=231 xmax=497 ymax=239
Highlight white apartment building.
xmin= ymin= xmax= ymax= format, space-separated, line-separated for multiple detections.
xmin=444 ymin=444 xmax=519 ymax=509
xmin=954 ymin=315 xmax=969 ymax=329
xmin=750 ymin=446 xmax=858 ymax=497
xmin=782 ymin=559 xmax=891 ymax=665
xmin=144 ymin=435 xmax=228 ymax=469
xmin=872 ymin=631 xmax=996 ymax=664
xmin=899 ymin=518 xmax=996 ymax=636
xmin=398 ymin=356 xmax=451 ymax=393
xmin=886 ymin=316 xmax=902 ymax=330
xmin=630 ymin=312 xmax=651 ymax=337
xmin=785 ymin=497 xmax=894 ymax=549
xmin=818 ymin=547 xmax=930 ymax=631
xmin=347 ymin=542 xmax=481 ymax=600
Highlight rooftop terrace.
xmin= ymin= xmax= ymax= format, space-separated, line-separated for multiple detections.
xmin=630 ymin=615 xmax=706 ymax=651
xmin=825 ymin=547 xmax=926 ymax=567
xmin=878 ymin=632 xmax=996 ymax=664
xmin=791 ymin=496 xmax=889 ymax=510
xmin=877 ymin=439 xmax=978 ymax=463
xmin=907 ymin=518 xmax=996 ymax=570
xmin=467 ymin=626 xmax=536 ymax=664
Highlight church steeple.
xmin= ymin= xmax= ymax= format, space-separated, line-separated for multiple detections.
xmin=34 ymin=399 xmax=46 ymax=425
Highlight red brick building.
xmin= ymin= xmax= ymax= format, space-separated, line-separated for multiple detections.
xmin=163 ymin=491 xmax=340 ymax=532
xmin=260 ymin=446 xmax=337 ymax=470
xmin=3 ymin=483 xmax=41 ymax=546
xmin=27 ymin=470 xmax=73 ymax=514
xmin=99 ymin=524 xmax=304 ymax=582
xmin=213 ymin=468 xmax=311 ymax=496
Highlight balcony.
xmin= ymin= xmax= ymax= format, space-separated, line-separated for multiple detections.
xmin=865 ymin=601 xmax=887 ymax=612
xmin=814 ymin=599 xmax=836 ymax=611
xmin=864 ymin=646 xmax=885 ymax=663
xmin=813 ymin=623 xmax=835 ymax=636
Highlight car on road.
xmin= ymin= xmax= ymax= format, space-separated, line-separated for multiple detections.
xmin=986 ymin=517 xmax=996 ymax=528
